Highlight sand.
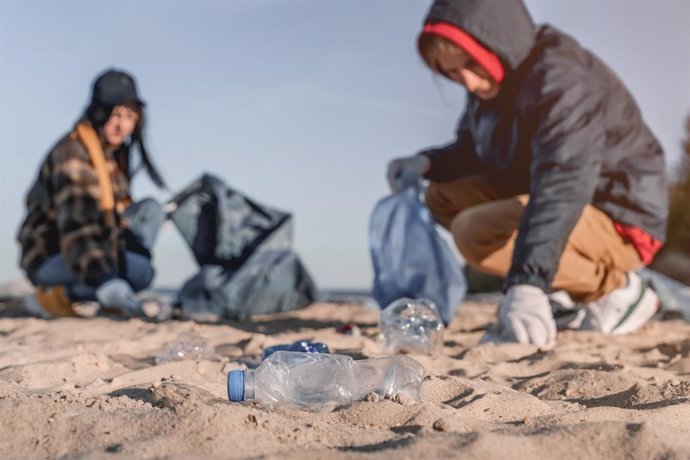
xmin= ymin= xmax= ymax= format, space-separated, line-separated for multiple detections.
xmin=2 ymin=291 xmax=690 ymax=459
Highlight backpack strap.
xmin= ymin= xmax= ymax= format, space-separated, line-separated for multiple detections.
xmin=73 ymin=123 xmax=120 ymax=273
xmin=74 ymin=123 xmax=115 ymax=212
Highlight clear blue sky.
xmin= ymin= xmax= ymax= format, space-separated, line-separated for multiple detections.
xmin=1 ymin=1 xmax=689 ymax=290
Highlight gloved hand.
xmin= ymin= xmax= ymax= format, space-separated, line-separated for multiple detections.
xmin=95 ymin=278 xmax=141 ymax=314
xmin=386 ymin=155 xmax=430 ymax=194
xmin=490 ymin=285 xmax=557 ymax=347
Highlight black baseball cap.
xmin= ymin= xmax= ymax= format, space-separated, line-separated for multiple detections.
xmin=90 ymin=69 xmax=146 ymax=108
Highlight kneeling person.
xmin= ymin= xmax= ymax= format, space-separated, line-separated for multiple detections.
xmin=17 ymin=69 xmax=167 ymax=316
xmin=387 ymin=0 xmax=667 ymax=345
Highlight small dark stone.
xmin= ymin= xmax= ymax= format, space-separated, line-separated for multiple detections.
xmin=432 ymin=418 xmax=448 ymax=432
xmin=105 ymin=443 xmax=123 ymax=453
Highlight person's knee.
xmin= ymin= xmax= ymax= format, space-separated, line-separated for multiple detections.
xmin=128 ymin=265 xmax=155 ymax=292
xmin=30 ymin=255 xmax=75 ymax=286
xmin=450 ymin=209 xmax=489 ymax=267
xmin=426 ymin=180 xmax=473 ymax=228
xmin=124 ymin=253 xmax=155 ymax=291
xmin=425 ymin=176 xmax=497 ymax=226
xmin=136 ymin=198 xmax=165 ymax=222
xmin=125 ymin=198 xmax=166 ymax=251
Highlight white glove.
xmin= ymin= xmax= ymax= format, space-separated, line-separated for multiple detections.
xmin=386 ymin=155 xmax=430 ymax=194
xmin=95 ymin=278 xmax=141 ymax=314
xmin=492 ymin=285 xmax=557 ymax=347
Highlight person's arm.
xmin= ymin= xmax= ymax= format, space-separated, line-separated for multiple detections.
xmin=51 ymin=139 xmax=119 ymax=287
xmin=420 ymin=103 xmax=483 ymax=182
xmin=506 ymin=70 xmax=605 ymax=291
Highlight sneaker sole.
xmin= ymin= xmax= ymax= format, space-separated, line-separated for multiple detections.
xmin=610 ymin=282 xmax=660 ymax=335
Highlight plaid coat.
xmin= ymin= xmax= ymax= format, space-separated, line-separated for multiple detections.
xmin=17 ymin=125 xmax=131 ymax=287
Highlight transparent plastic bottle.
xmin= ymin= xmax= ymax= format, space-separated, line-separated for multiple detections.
xmin=227 ymin=351 xmax=425 ymax=412
xmin=155 ymin=331 xmax=216 ymax=364
xmin=379 ymin=298 xmax=444 ymax=355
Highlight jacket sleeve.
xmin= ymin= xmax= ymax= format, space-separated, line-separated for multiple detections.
xmin=52 ymin=141 xmax=118 ymax=287
xmin=420 ymin=103 xmax=483 ymax=182
xmin=505 ymin=73 xmax=606 ymax=292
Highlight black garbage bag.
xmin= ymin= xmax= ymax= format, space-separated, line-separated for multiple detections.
xmin=168 ymin=174 xmax=317 ymax=321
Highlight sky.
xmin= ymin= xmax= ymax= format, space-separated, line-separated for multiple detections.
xmin=1 ymin=0 xmax=689 ymax=290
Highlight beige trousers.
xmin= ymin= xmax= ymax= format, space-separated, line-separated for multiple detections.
xmin=426 ymin=176 xmax=643 ymax=302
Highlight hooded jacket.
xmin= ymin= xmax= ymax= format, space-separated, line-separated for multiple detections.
xmin=420 ymin=0 xmax=667 ymax=292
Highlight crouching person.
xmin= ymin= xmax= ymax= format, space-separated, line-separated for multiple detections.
xmin=387 ymin=0 xmax=667 ymax=346
xmin=17 ymin=69 xmax=167 ymax=317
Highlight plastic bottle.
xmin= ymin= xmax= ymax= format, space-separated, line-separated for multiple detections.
xmin=227 ymin=351 xmax=425 ymax=412
xmin=155 ymin=331 xmax=216 ymax=364
xmin=379 ymin=298 xmax=444 ymax=355
xmin=262 ymin=340 xmax=330 ymax=360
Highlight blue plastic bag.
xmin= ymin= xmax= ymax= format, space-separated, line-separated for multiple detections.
xmin=262 ymin=340 xmax=330 ymax=360
xmin=369 ymin=184 xmax=467 ymax=325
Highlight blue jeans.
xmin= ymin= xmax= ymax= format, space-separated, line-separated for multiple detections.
xmin=30 ymin=198 xmax=165 ymax=301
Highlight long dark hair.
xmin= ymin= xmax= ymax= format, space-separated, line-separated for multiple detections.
xmin=84 ymin=102 xmax=167 ymax=190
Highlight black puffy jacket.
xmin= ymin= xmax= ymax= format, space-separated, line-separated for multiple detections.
xmin=421 ymin=0 xmax=668 ymax=291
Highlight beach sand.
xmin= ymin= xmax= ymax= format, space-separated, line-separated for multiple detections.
xmin=2 ymin=294 xmax=690 ymax=459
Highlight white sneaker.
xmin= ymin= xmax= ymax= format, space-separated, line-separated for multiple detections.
xmin=580 ymin=272 xmax=659 ymax=335
xmin=549 ymin=290 xmax=586 ymax=330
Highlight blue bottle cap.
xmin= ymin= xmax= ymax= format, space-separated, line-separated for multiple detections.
xmin=227 ymin=370 xmax=245 ymax=402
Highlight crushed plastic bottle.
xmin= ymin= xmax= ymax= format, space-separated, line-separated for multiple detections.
xmin=156 ymin=331 xmax=216 ymax=364
xmin=228 ymin=351 xmax=425 ymax=412
xmin=262 ymin=340 xmax=330 ymax=360
xmin=379 ymin=298 xmax=444 ymax=355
